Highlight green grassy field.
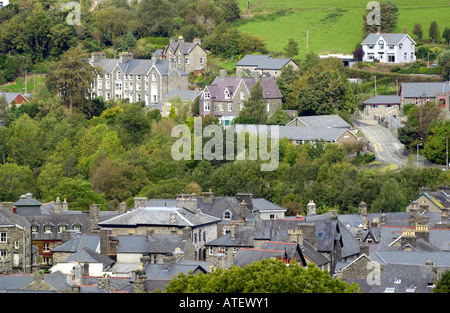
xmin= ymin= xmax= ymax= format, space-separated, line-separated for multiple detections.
xmin=236 ymin=0 xmax=450 ymax=58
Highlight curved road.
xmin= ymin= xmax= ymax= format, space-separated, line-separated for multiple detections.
xmin=353 ymin=118 xmax=407 ymax=167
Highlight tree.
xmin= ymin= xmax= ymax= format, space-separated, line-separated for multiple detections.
xmin=163 ymin=259 xmax=359 ymax=293
xmin=413 ymin=22 xmax=423 ymax=41
xmin=443 ymin=27 xmax=450 ymax=45
xmin=45 ymin=46 xmax=99 ymax=114
xmin=0 ymin=163 xmax=35 ymax=202
xmin=123 ymin=28 xmax=137 ymax=51
xmin=46 ymin=179 xmax=106 ymax=211
xmin=235 ymin=81 xmax=268 ymax=124
xmin=362 ymin=1 xmax=399 ymax=37
xmin=219 ymin=0 xmax=240 ymax=23
xmin=371 ymin=178 xmax=406 ymax=212
xmin=434 ymin=270 xmax=450 ymax=293
xmin=283 ymin=38 xmax=300 ymax=58
xmin=429 ymin=21 xmax=440 ymax=43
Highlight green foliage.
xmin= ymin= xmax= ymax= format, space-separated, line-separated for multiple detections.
xmin=371 ymin=178 xmax=406 ymax=212
xmin=236 ymin=81 xmax=268 ymax=124
xmin=283 ymin=38 xmax=299 ymax=58
xmin=434 ymin=270 xmax=450 ymax=293
xmin=429 ymin=21 xmax=440 ymax=43
xmin=163 ymin=259 xmax=359 ymax=293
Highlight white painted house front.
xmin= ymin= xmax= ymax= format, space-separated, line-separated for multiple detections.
xmin=361 ymin=28 xmax=416 ymax=64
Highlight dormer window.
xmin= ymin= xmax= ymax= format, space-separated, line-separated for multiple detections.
xmin=224 ymin=89 xmax=230 ymax=99
xmin=378 ymin=40 xmax=384 ymax=49
xmin=204 ymin=91 xmax=210 ymax=99
xmin=223 ymin=210 xmax=232 ymax=220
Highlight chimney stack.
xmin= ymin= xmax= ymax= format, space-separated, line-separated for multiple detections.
xmin=193 ymin=37 xmax=201 ymax=46
xmin=89 ymin=203 xmax=100 ymax=228
xmin=404 ymin=27 xmax=407 ymax=35
xmin=377 ymin=26 xmax=381 ymax=34
xmin=90 ymin=52 xmax=106 ymax=64
xmin=239 ymin=200 xmax=248 ymax=221
xmin=62 ymin=198 xmax=69 ymax=212
xmin=54 ymin=197 xmax=61 ymax=215
xmin=119 ymin=52 xmax=133 ymax=63
xmin=201 ymin=189 xmax=214 ymax=204
xmin=219 ymin=69 xmax=227 ymax=79
xmin=358 ymin=201 xmax=367 ymax=217
xmin=307 ymin=200 xmax=316 ymax=216
xmin=119 ymin=202 xmax=127 ymax=214
xmin=176 ymin=194 xmax=197 ymax=213
xmin=134 ymin=197 xmax=148 ymax=209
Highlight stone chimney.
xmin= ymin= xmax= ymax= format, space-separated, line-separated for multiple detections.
xmin=169 ymin=58 xmax=176 ymax=72
xmin=330 ymin=209 xmax=338 ymax=219
xmin=62 ymin=198 xmax=69 ymax=212
xmin=415 ymin=223 xmax=429 ymax=242
xmin=358 ymin=201 xmax=367 ymax=217
xmin=0 ymin=202 xmax=14 ymax=213
xmin=230 ymin=223 xmax=237 ymax=239
xmin=380 ymin=213 xmax=386 ymax=225
xmin=176 ymin=194 xmax=197 ymax=213
xmin=193 ymin=37 xmax=201 ymax=46
xmin=235 ymin=193 xmax=253 ymax=209
xmin=239 ymin=200 xmax=248 ymax=221
xmin=91 ymin=52 xmax=106 ymax=63
xmin=169 ymin=37 xmax=175 ymax=44
xmin=403 ymin=27 xmax=407 ymax=35
xmin=400 ymin=229 xmax=416 ymax=247
xmin=119 ymin=52 xmax=133 ymax=63
xmin=119 ymin=202 xmax=127 ymax=214
xmin=177 ymin=35 xmax=184 ymax=43
xmin=89 ymin=203 xmax=100 ymax=227
xmin=83 ymin=259 xmax=89 ymax=277
xmin=307 ymin=200 xmax=316 ymax=216
xmin=54 ymin=197 xmax=61 ymax=215
xmin=219 ymin=69 xmax=227 ymax=79
xmin=98 ymin=274 xmax=111 ymax=290
xmin=134 ymin=197 xmax=148 ymax=209
xmin=201 ymin=189 xmax=214 ymax=204
xmin=363 ymin=216 xmax=369 ymax=230
xmin=163 ymin=253 xmax=176 ymax=270
xmin=287 ymin=228 xmax=303 ymax=246
xmin=377 ymin=26 xmax=381 ymax=34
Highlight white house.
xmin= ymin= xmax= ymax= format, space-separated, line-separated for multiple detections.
xmin=361 ymin=28 xmax=416 ymax=64
xmin=0 ymin=1 xmax=10 ymax=8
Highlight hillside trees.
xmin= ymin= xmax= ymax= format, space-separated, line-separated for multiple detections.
xmin=45 ymin=46 xmax=99 ymax=114
xmin=362 ymin=1 xmax=399 ymax=37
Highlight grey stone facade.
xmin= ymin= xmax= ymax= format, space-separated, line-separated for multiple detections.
xmin=89 ymin=52 xmax=189 ymax=108
xmin=162 ymin=37 xmax=207 ymax=74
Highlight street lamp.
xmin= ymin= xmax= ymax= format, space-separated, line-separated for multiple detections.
xmin=444 ymin=136 xmax=448 ymax=170
xmin=417 ymin=142 xmax=423 ymax=167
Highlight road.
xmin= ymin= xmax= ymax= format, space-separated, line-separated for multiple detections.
xmin=353 ymin=118 xmax=407 ymax=167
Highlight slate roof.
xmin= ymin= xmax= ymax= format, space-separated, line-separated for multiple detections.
xmin=369 ymin=250 xmax=450 ymax=267
xmin=361 ymin=33 xmax=415 ymax=46
xmin=91 ymin=58 xmax=187 ymax=76
xmin=286 ymin=114 xmax=351 ymax=128
xmin=235 ymin=124 xmax=358 ymax=143
xmin=116 ymin=235 xmax=147 ymax=254
xmin=205 ymin=226 xmax=255 ymax=247
xmin=363 ymin=95 xmax=401 ymax=105
xmin=368 ymin=263 xmax=449 ymax=293
xmin=401 ymin=82 xmax=450 ymax=98
xmin=0 ymin=271 xmax=71 ymax=293
xmin=52 ymin=234 xmax=101 ymax=253
xmin=232 ymin=248 xmax=290 ymax=268
xmin=206 ymin=76 xmax=282 ymax=102
xmin=0 ymin=92 xmax=29 ymax=104
xmin=236 ymin=55 xmax=295 ymax=70
xmin=145 ymin=196 xmax=266 ymax=222
xmin=26 ymin=213 xmax=92 ymax=240
xmin=98 ymin=206 xmax=221 ymax=228
xmin=0 ymin=207 xmax=31 ymax=228
xmin=145 ymin=234 xmax=187 ymax=254
xmin=162 ymin=89 xmax=199 ymax=102
xmin=61 ymin=247 xmax=115 ymax=270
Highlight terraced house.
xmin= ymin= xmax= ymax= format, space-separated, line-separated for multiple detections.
xmin=89 ymin=51 xmax=188 ymax=107
xmin=161 ymin=36 xmax=208 ymax=75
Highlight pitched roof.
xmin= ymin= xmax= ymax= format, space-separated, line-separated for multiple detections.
xmin=98 ymin=206 xmax=220 ymax=228
xmin=0 ymin=207 xmax=31 ymax=228
xmin=205 ymin=226 xmax=255 ymax=247
xmin=52 ymin=234 xmax=101 ymax=253
xmin=401 ymin=82 xmax=450 ymax=98
xmin=91 ymin=58 xmax=187 ymax=77
xmin=363 ymin=95 xmax=401 ymax=105
xmin=286 ymin=114 xmax=351 ymax=128
xmin=361 ymin=33 xmax=415 ymax=45
xmin=236 ymin=55 xmax=295 ymax=70
xmin=235 ymin=124 xmax=358 ymax=143
xmin=207 ymin=76 xmax=282 ymax=102
xmin=61 ymin=247 xmax=115 ymax=269
xmin=162 ymin=89 xmax=199 ymax=102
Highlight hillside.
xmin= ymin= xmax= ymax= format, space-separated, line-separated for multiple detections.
xmin=235 ymin=0 xmax=450 ymax=57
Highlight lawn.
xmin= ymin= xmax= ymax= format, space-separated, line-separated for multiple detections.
xmin=236 ymin=0 xmax=450 ymax=58
xmin=0 ymin=75 xmax=45 ymax=94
